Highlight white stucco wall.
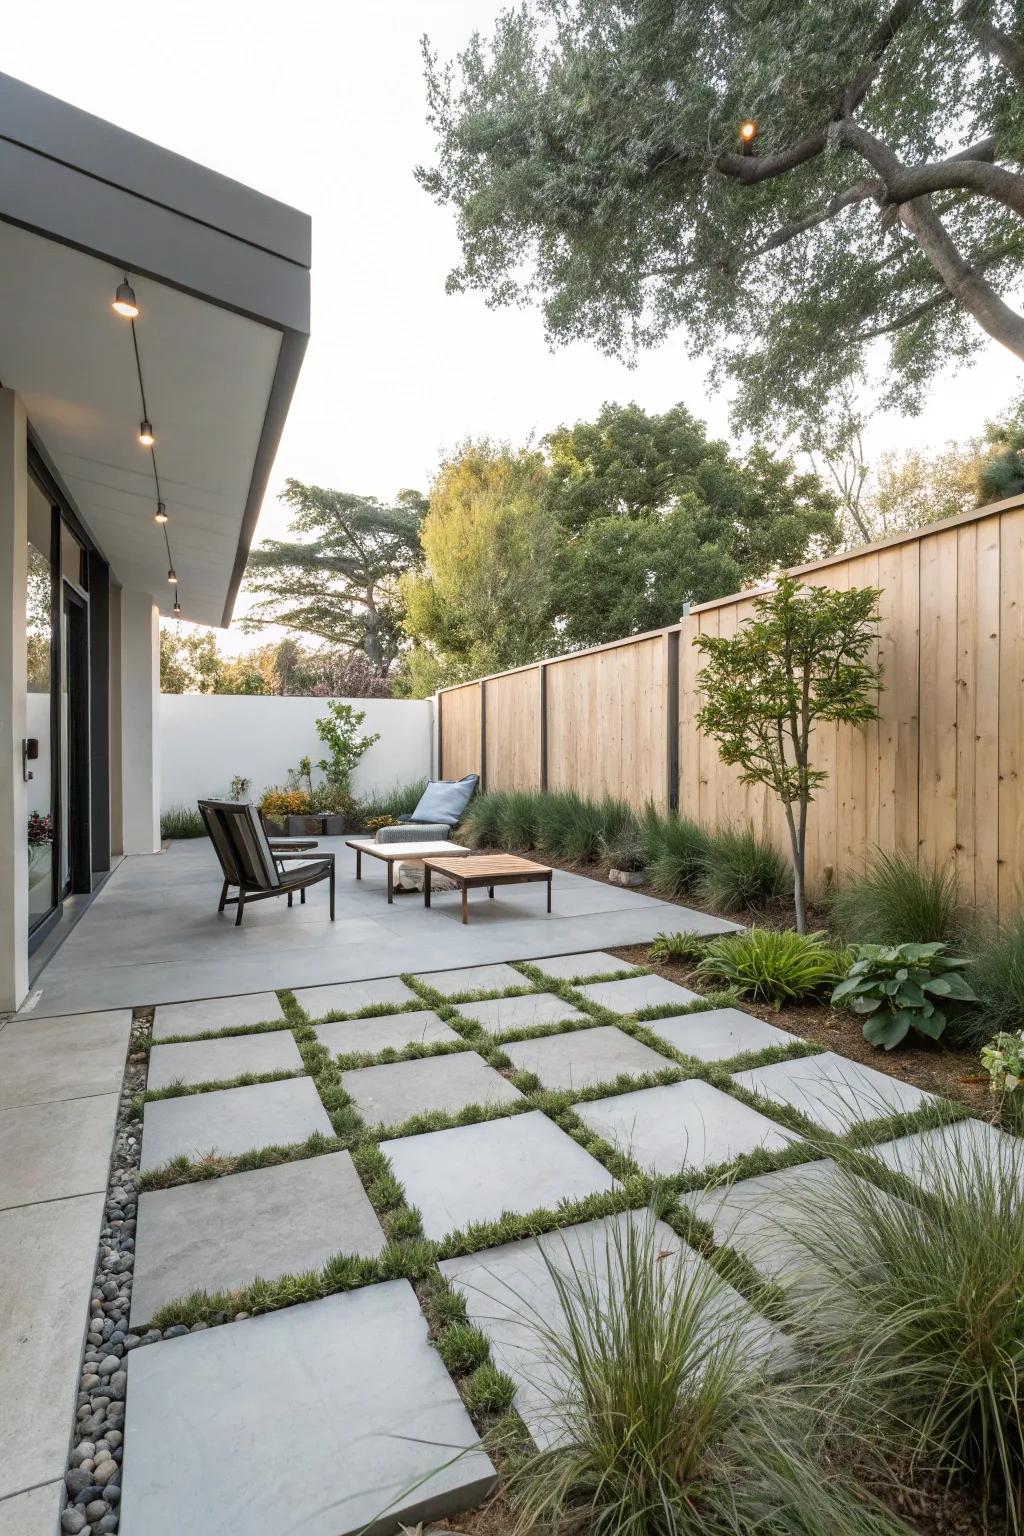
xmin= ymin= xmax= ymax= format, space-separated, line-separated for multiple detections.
xmin=159 ymin=694 xmax=434 ymax=812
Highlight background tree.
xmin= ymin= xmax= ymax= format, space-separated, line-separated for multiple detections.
xmin=546 ymin=401 xmax=840 ymax=647
xmin=419 ymin=1 xmax=1024 ymax=438
xmin=242 ymin=479 xmax=426 ymax=678
xmin=159 ymin=627 xmax=226 ymax=694
xmin=694 ymin=575 xmax=882 ymax=932
xmin=400 ymin=439 xmax=557 ymax=689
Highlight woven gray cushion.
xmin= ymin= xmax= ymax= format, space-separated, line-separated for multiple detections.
xmin=374 ymin=823 xmax=451 ymax=845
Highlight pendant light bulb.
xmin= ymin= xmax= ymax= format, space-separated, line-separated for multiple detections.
xmin=112 ymin=279 xmax=140 ymax=319
xmin=139 ymin=419 xmax=155 ymax=448
xmin=172 ymin=597 xmax=182 ymax=617
xmin=154 ymin=501 xmax=168 ymax=524
xmin=167 ymin=567 xmax=177 ymax=584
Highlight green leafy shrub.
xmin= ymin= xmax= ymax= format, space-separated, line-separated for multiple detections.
xmin=310 ymin=782 xmax=357 ymax=820
xmin=696 ymin=825 xmax=792 ymax=912
xmin=649 ymin=931 xmax=709 ymax=965
xmin=784 ymin=1129 xmax=1024 ymax=1529
xmin=830 ymin=849 xmax=961 ymax=945
xmin=365 ymin=814 xmax=395 ymax=833
xmin=603 ymin=821 xmax=648 ymax=873
xmin=160 ymin=805 xmax=206 ymax=839
xmin=981 ymin=1030 xmax=1024 ymax=1093
xmin=647 ymin=815 xmax=710 ymax=898
xmin=258 ymin=787 xmax=312 ymax=819
xmin=314 ymin=701 xmax=380 ymax=794
xmin=966 ymin=909 xmax=1024 ymax=1046
xmin=831 ymin=942 xmax=977 ymax=1048
xmin=697 ymin=928 xmax=844 ymax=1006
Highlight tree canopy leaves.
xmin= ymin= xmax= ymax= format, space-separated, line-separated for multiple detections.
xmin=419 ymin=0 xmax=1024 ymax=434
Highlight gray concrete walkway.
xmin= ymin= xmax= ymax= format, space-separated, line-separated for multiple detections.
xmin=23 ymin=839 xmax=737 ymax=1018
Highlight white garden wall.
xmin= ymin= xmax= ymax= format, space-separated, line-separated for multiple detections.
xmin=159 ymin=695 xmax=434 ymax=812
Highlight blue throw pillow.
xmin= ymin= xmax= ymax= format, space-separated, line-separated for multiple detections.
xmin=410 ymin=774 xmax=479 ymax=827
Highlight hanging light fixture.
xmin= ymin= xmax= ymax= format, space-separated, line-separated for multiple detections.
xmin=167 ymin=566 xmax=177 ymax=584
xmin=154 ymin=501 xmax=168 ymax=525
xmin=738 ymin=119 xmax=759 ymax=150
xmin=139 ymin=419 xmax=155 ymax=447
xmin=172 ymin=596 xmax=182 ymax=617
xmin=112 ymin=278 xmax=140 ymax=319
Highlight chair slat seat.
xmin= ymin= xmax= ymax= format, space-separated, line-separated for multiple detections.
xmin=198 ymin=800 xmax=335 ymax=926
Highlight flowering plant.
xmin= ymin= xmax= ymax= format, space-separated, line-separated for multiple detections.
xmin=980 ymin=1031 xmax=1024 ymax=1094
xmin=27 ymin=812 xmax=52 ymax=846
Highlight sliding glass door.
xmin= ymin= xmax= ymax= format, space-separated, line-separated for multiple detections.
xmin=26 ymin=478 xmax=56 ymax=930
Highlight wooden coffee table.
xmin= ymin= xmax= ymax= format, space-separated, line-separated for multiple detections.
xmin=345 ymin=838 xmax=471 ymax=904
xmin=422 ymin=853 xmax=553 ymax=924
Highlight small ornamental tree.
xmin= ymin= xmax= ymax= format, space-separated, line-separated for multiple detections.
xmin=314 ymin=703 xmax=380 ymax=795
xmin=694 ymin=575 xmax=882 ymax=933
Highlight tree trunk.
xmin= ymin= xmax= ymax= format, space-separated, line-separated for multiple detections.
xmin=783 ymin=799 xmax=808 ymax=934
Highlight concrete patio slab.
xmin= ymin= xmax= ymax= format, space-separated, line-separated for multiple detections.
xmin=0 ymin=1194 xmax=104 ymax=1501
xmin=576 ymin=974 xmax=702 ymax=1013
xmin=647 ymin=1008 xmax=800 ymax=1063
xmin=451 ymin=992 xmax=590 ymax=1036
xmin=733 ymin=1050 xmax=931 ymax=1133
xmin=130 ymin=1151 xmax=386 ymax=1327
xmin=440 ymin=1210 xmax=791 ymax=1449
xmin=314 ymin=1009 xmax=461 ymax=1057
xmin=683 ymin=1162 xmax=842 ymax=1285
xmin=341 ymin=1051 xmax=523 ymax=1127
xmin=573 ymin=1079 xmax=796 ymax=1174
xmin=870 ymin=1118 xmax=1023 ymax=1194
xmin=0 ymin=1095 xmax=118 ymax=1209
xmin=140 ymin=1077 xmax=334 ymax=1172
xmin=0 ymin=1008 xmax=130 ymax=1108
xmin=0 ymin=1482 xmax=62 ymax=1536
xmin=502 ymin=1025 xmax=671 ymax=1090
xmin=381 ymin=1110 xmax=616 ymax=1239
xmin=414 ymin=962 xmax=529 ymax=996
xmin=531 ymin=950 xmax=642 ymax=981
xmin=153 ymin=991 xmax=285 ymax=1040
xmin=147 ymin=1029 xmax=304 ymax=1091
xmin=293 ymin=976 xmax=417 ymax=1016
xmin=120 ymin=1283 xmax=496 ymax=1536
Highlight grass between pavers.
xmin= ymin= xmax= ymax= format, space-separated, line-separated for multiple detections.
xmin=138 ymin=964 xmax=971 ymax=1350
xmin=133 ymin=1068 xmax=302 ymax=1110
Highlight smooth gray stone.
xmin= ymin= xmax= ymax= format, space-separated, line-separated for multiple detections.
xmin=413 ymin=963 xmax=528 ymax=996
xmin=342 ymin=1052 xmax=522 ymax=1127
xmin=0 ymin=1480 xmax=62 ymax=1535
xmin=647 ymin=1008 xmax=799 ymax=1063
xmin=381 ymin=1111 xmax=616 ymax=1240
xmin=140 ymin=1078 xmax=333 ymax=1172
xmin=314 ymin=1010 xmax=460 ymax=1057
xmin=733 ymin=1050 xmax=931 ymax=1134
xmin=0 ymin=1010 xmax=130 ymax=1108
xmin=573 ymin=1079 xmax=796 ymax=1174
xmin=502 ymin=1025 xmax=671 ymax=1090
xmin=153 ymin=992 xmax=285 ymax=1040
xmin=0 ymin=1096 xmax=119 ymax=1209
xmin=120 ymin=1283 xmax=495 ymax=1535
xmin=148 ymin=1031 xmax=303 ymax=1091
xmin=450 ymin=993 xmax=589 ymax=1037
xmin=440 ymin=1210 xmax=791 ymax=1449
xmin=531 ymin=950 xmax=641 ymax=981
xmin=0 ymin=1195 xmax=104 ymax=1499
xmin=130 ymin=1152 xmax=385 ymax=1327
xmin=684 ymin=1162 xmax=842 ymax=1286
xmin=870 ymin=1118 xmax=1024 ymax=1195
xmin=576 ymin=974 xmax=701 ymax=1012
xmin=292 ymin=976 xmax=417 ymax=1016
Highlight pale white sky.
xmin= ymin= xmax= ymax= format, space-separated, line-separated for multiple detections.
xmin=7 ymin=1 xmax=1022 ymax=652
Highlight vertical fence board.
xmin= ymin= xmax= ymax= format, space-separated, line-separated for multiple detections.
xmin=439 ymin=683 xmax=482 ymax=781
xmin=975 ymin=520 xmax=1001 ymax=912
xmin=919 ymin=529 xmax=960 ymax=873
xmin=483 ymin=668 xmax=541 ymax=791
xmin=999 ymin=509 xmax=1024 ymax=919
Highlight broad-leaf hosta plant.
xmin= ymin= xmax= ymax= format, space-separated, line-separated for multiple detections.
xmin=832 ymin=942 xmax=977 ymax=1049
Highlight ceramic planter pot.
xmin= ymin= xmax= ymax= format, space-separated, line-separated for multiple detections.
xmin=286 ymin=814 xmax=323 ymax=836
xmin=321 ymin=814 xmax=346 ymax=835
xmin=608 ymin=866 xmax=646 ymax=888
xmin=261 ymin=814 xmax=285 ymax=836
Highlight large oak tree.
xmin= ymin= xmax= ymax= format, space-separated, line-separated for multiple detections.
xmin=419 ymin=0 xmax=1024 ymax=432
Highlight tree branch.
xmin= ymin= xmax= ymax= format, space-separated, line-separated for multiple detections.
xmin=849 ymin=237 xmax=1024 ymax=343
xmin=959 ymin=0 xmax=1024 ymax=84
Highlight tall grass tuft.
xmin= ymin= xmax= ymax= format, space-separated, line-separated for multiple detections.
xmin=785 ymin=1127 xmax=1024 ymax=1531
xmin=160 ymin=805 xmax=206 ymax=839
xmin=498 ymin=789 xmax=543 ymax=850
xmin=646 ymin=815 xmax=711 ymax=898
xmin=696 ymin=825 xmax=792 ymax=912
xmin=505 ymin=1209 xmax=910 ymax=1536
xmin=965 ymin=907 xmax=1024 ymax=1046
xmin=697 ymin=928 xmax=845 ymax=1006
xmin=459 ymin=791 xmax=506 ymax=848
xmin=829 ymin=849 xmax=961 ymax=945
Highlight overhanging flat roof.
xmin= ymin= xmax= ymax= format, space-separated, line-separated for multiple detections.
xmin=0 ymin=71 xmax=311 ymax=626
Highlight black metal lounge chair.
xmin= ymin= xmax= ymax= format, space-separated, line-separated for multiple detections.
xmin=198 ymin=800 xmax=335 ymax=926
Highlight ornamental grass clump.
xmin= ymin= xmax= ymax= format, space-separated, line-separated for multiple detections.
xmin=505 ymin=1210 xmax=910 ymax=1536
xmin=646 ymin=815 xmax=710 ymax=898
xmin=697 ymin=928 xmax=844 ymax=1006
xmin=696 ymin=825 xmax=793 ymax=913
xmin=829 ymin=849 xmax=962 ymax=946
xmin=782 ymin=1129 xmax=1024 ymax=1532
xmin=967 ymin=909 xmax=1024 ymax=1046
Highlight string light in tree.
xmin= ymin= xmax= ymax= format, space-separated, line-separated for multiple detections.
xmin=738 ymin=119 xmax=759 ymax=152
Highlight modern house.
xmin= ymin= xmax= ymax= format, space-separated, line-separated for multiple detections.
xmin=0 ymin=71 xmax=311 ymax=1010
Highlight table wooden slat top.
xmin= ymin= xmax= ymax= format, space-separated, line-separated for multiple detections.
xmin=421 ymin=854 xmax=551 ymax=877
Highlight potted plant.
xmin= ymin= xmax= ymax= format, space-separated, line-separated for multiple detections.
xmin=258 ymin=787 xmax=312 ymax=837
xmin=311 ymin=782 xmax=357 ymax=835
xmin=604 ymin=827 xmax=649 ymax=888
xmin=314 ymin=703 xmax=380 ymax=830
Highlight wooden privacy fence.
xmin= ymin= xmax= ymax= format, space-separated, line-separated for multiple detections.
xmin=437 ymin=492 xmax=1024 ymax=919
